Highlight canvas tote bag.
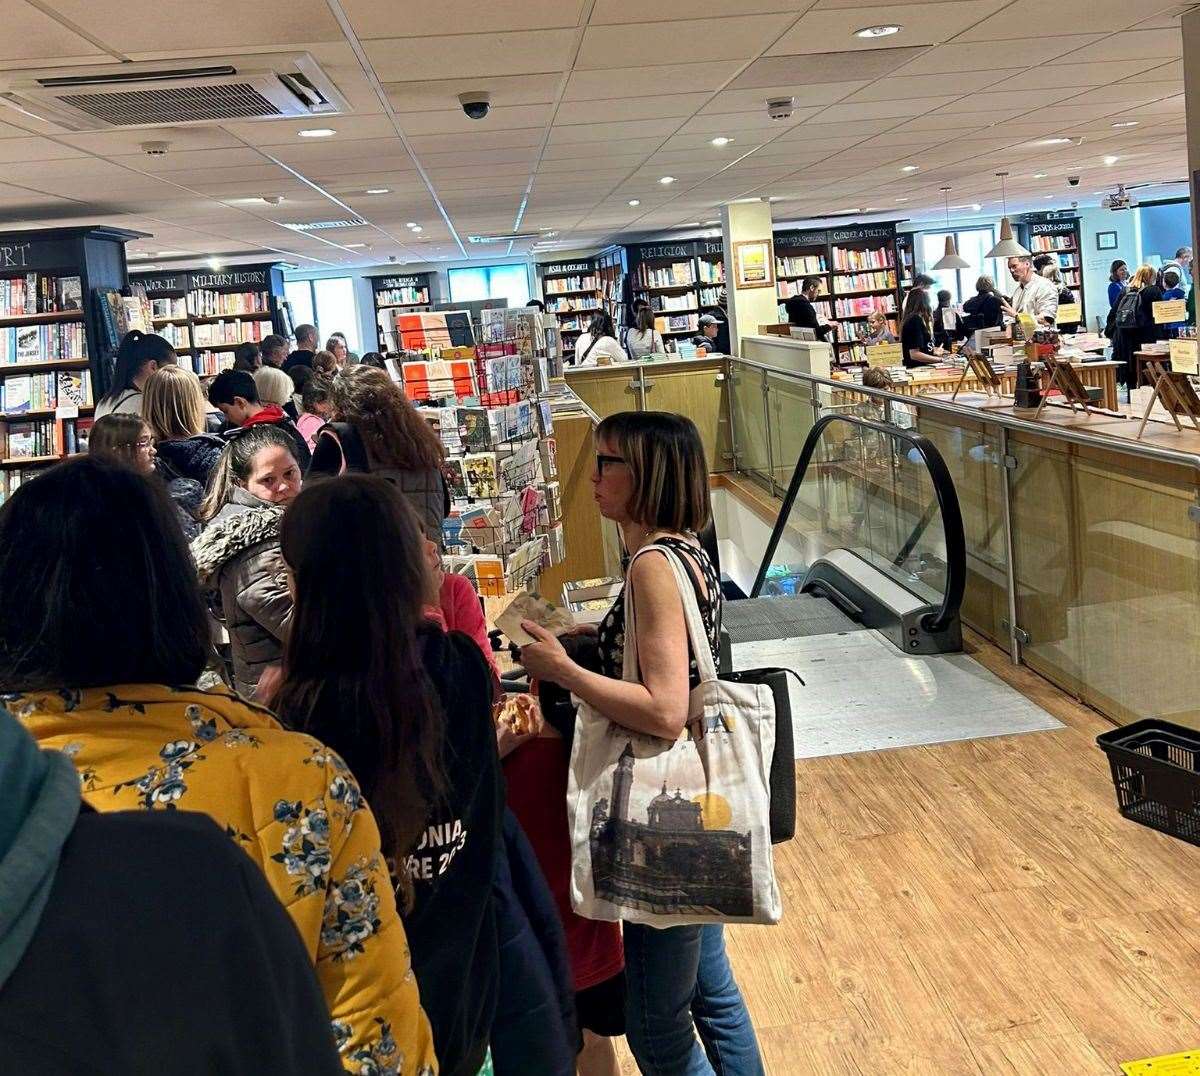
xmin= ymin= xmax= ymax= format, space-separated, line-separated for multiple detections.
xmin=567 ymin=543 xmax=782 ymax=927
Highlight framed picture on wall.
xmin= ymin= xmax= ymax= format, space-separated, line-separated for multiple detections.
xmin=1097 ymin=231 xmax=1118 ymax=251
xmin=733 ymin=239 xmax=774 ymax=288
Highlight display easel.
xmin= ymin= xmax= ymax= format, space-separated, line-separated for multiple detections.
xmin=950 ymin=353 xmax=1011 ymax=407
xmin=1136 ymin=360 xmax=1200 ymax=438
xmin=1033 ymin=354 xmax=1110 ymax=420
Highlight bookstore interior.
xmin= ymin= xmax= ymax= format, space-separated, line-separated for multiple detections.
xmin=6 ymin=2 xmax=1200 ymax=1074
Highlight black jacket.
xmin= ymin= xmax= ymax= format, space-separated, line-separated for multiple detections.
xmin=155 ymin=433 xmax=225 ymax=486
xmin=282 ymin=349 xmax=315 ymax=373
xmin=0 ymin=809 xmax=343 ymax=1075
xmin=783 ymin=295 xmax=832 ymax=340
xmin=405 ymin=628 xmax=504 ymax=1076
xmin=962 ymin=291 xmax=1002 ymax=333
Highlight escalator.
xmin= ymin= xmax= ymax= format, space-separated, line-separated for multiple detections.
xmin=722 ymin=412 xmax=966 ymax=657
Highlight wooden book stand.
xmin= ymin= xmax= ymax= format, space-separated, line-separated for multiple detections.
xmin=1033 ymin=354 xmax=1107 ymax=420
xmin=1136 ymin=360 xmax=1200 ymax=438
xmin=950 ymin=353 xmax=1011 ymax=407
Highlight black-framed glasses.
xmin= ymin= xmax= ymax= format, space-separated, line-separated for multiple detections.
xmin=596 ymin=453 xmax=625 ymax=473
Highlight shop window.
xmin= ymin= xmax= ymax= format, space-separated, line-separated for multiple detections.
xmin=448 ymin=264 xmax=530 ymax=307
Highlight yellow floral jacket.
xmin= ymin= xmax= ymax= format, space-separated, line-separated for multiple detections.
xmin=8 ymin=683 xmax=438 ymax=1076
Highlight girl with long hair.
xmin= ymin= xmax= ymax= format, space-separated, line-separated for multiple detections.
xmin=625 ymin=306 xmax=666 ymax=359
xmin=143 ymin=364 xmax=224 ymax=497
xmin=308 ymin=365 xmax=448 ymax=542
xmin=191 ymin=426 xmax=301 ymax=698
xmin=95 ymin=331 xmax=177 ymax=418
xmin=519 ymin=411 xmax=763 ymax=1076
xmin=900 ymin=286 xmax=940 ymax=367
xmin=275 ymin=475 xmax=503 ymax=1076
xmin=575 ymin=311 xmax=626 ymax=365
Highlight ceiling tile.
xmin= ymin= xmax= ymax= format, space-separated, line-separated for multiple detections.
xmin=893 ymin=36 xmax=1103 ymax=75
xmin=548 ymin=118 xmax=679 ymax=144
xmin=341 ymin=0 xmax=588 ymax=38
xmin=733 ymin=48 xmax=926 ymax=87
xmin=1065 ymin=28 xmax=1184 ymax=62
xmin=577 ymin=14 xmax=795 ymax=70
xmin=768 ymin=1 xmax=1009 ymax=55
xmin=592 ymin=0 xmax=815 ymax=20
xmin=848 ymin=68 xmax=1023 ymax=103
xmin=956 ymin=0 xmax=1150 ymax=40
xmin=564 ymin=62 xmax=742 ymax=100
xmin=365 ymin=29 xmax=577 ymax=81
xmin=700 ymin=81 xmax=869 ymax=113
xmin=387 ymin=74 xmax=563 ymax=112
xmin=556 ymin=94 xmax=712 ymax=125
xmin=0 ymin=2 xmax=105 ymax=63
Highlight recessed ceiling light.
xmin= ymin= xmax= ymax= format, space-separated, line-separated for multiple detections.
xmin=406 ymin=222 xmax=418 ymax=228
xmin=901 ymin=165 xmax=919 ymax=173
xmin=1039 ymin=137 xmax=1073 ymax=145
xmin=411 ymin=225 xmax=423 ymax=232
xmin=1111 ymin=120 xmax=1139 ymax=128
xmin=894 ymin=197 xmax=909 ymax=202
xmin=298 ymin=128 xmax=336 ymax=138
xmin=628 ymin=199 xmax=641 ymax=206
xmin=659 ymin=176 xmax=676 ymax=185
xmin=207 ymin=258 xmax=222 ymax=270
xmin=711 ymin=136 xmax=732 ymax=147
xmin=704 ymin=219 xmax=720 ymax=225
xmin=855 ymin=24 xmax=901 ymax=38
xmin=366 ymin=188 xmax=389 ymax=195
xmin=1032 ymin=172 xmax=1049 ymax=179
xmin=1104 ymin=155 xmax=1120 ymax=166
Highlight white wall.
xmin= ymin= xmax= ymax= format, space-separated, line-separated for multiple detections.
xmin=1076 ymin=205 xmax=1139 ymax=330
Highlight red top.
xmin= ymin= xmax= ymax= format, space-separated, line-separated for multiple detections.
xmin=243 ymin=403 xmax=286 ymax=427
xmin=504 ymin=737 xmax=624 ymax=991
xmin=430 ymin=573 xmax=500 ymax=689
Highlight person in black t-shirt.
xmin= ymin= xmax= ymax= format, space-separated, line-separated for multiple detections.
xmin=274 ymin=475 xmax=504 ymax=1076
xmin=899 ymin=287 xmax=942 ymax=368
xmin=283 ymin=323 xmax=318 ymax=373
xmin=962 ymin=275 xmax=1003 ymax=334
xmin=784 ymin=277 xmax=834 ymax=340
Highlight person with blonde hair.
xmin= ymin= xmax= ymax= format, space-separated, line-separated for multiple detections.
xmin=143 ymin=365 xmax=224 ymax=493
xmin=1112 ymin=264 xmax=1166 ymax=385
xmin=253 ymin=364 xmax=297 ymax=420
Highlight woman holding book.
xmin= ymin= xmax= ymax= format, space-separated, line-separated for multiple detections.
xmin=191 ymin=425 xmax=301 ymax=699
xmin=518 ymin=411 xmax=764 ymax=1076
xmin=272 ymin=475 xmax=508 ymax=1076
xmin=95 ymin=331 xmax=177 ymax=419
xmin=308 ymin=365 xmax=449 ymax=544
xmin=0 ymin=456 xmax=437 ymax=1072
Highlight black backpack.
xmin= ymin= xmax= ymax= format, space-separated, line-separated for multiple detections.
xmin=1113 ymin=288 xmax=1143 ymax=332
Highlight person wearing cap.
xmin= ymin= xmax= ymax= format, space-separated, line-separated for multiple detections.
xmin=691 ymin=313 xmax=724 ymax=353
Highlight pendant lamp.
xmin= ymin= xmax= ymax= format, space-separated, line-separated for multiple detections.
xmin=931 ymin=186 xmax=971 ymax=270
xmin=985 ymin=170 xmax=1030 ymax=259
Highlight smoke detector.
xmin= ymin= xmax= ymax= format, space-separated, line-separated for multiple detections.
xmin=141 ymin=140 xmax=170 ymax=156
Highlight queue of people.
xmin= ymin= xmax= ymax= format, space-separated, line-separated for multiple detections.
xmin=1 ymin=320 xmax=763 ymax=1076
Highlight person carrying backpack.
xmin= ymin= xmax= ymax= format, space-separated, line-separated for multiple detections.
xmin=1110 ymin=265 xmax=1161 ymax=387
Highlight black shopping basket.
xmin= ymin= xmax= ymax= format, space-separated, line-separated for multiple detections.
xmin=1097 ymin=719 xmax=1200 ymax=847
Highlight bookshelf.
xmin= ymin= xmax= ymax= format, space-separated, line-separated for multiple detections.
xmin=595 ymin=247 xmax=628 ymax=331
xmin=626 ymin=241 xmax=703 ymax=348
xmin=370 ymin=271 xmax=435 ymax=352
xmin=539 ymin=259 xmax=601 ymax=361
xmin=1019 ymin=214 xmax=1084 ymax=320
xmin=896 ymin=232 xmax=915 ymax=291
xmin=774 ymin=228 xmax=833 ymax=324
xmin=132 ymin=264 xmax=286 ymax=377
xmin=0 ymin=225 xmax=141 ymax=489
xmin=697 ymin=238 xmax=725 ymax=312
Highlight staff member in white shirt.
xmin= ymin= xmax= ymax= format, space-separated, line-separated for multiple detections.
xmin=573 ymin=311 xmax=627 ymax=365
xmin=1000 ymin=255 xmax=1059 ymax=327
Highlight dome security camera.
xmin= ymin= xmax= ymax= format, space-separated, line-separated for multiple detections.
xmin=458 ymin=91 xmax=492 ymax=120
xmin=1067 ymin=175 xmax=1081 ymax=187
xmin=766 ymin=97 xmax=795 ymax=121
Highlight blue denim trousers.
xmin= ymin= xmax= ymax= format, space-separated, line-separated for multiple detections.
xmin=624 ymin=922 xmax=765 ymax=1076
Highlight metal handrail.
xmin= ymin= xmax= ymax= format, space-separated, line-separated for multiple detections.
xmin=750 ymin=412 xmax=966 ymax=636
xmin=726 ymin=356 xmax=1200 ymax=476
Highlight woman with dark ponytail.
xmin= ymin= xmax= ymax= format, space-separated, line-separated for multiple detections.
xmin=95 ymin=330 xmax=177 ymax=419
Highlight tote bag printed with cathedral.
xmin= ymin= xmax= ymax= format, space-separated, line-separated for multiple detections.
xmin=567 ymin=544 xmax=782 ymax=927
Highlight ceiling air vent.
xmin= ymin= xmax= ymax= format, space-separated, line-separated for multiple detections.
xmin=468 ymin=232 xmax=543 ymax=243
xmin=0 ymin=53 xmax=348 ymax=131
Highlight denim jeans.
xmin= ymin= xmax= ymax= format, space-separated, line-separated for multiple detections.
xmin=624 ymin=922 xmax=764 ymax=1076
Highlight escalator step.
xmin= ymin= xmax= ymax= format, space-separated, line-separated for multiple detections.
xmin=722 ymin=594 xmax=862 ymax=643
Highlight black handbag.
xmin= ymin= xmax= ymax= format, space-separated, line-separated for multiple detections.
xmin=722 ymin=666 xmax=800 ymax=844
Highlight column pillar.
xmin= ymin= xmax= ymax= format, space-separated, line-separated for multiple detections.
xmin=1183 ymin=10 xmax=1200 ymax=263
xmin=721 ymin=199 xmax=777 ymax=356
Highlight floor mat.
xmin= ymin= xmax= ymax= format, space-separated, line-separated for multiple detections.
xmin=731 ymin=629 xmax=1064 ymax=759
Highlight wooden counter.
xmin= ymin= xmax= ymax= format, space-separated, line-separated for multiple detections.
xmin=565 ymin=355 xmax=733 ymax=473
xmin=886 ymin=360 xmax=1122 ymax=411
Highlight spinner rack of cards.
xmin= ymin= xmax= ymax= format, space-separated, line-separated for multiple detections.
xmin=386 ymin=305 xmax=564 ymax=597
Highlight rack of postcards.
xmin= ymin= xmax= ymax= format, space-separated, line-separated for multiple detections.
xmin=387 ymin=305 xmax=563 ymax=597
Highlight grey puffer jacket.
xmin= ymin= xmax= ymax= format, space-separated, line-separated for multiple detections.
xmin=190 ymin=488 xmax=291 ymax=699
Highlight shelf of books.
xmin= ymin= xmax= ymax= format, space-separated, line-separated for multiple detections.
xmin=539 ymin=259 xmax=600 ymax=362
xmin=370 ymin=272 xmax=435 ymax=352
xmin=387 ymin=305 xmax=564 ymax=593
xmin=0 ymin=225 xmax=141 ymax=498
xmin=828 ymin=224 xmax=901 ymax=346
xmin=697 ymin=238 xmax=725 ymax=312
xmin=896 ymin=232 xmax=915 ymax=291
xmin=1020 ymin=214 xmax=1084 ymax=314
xmin=774 ymin=228 xmax=833 ymax=324
xmin=626 ymin=241 xmax=703 ymax=353
xmin=132 ymin=263 xmax=285 ymax=377
xmin=594 ymin=247 xmax=627 ymax=331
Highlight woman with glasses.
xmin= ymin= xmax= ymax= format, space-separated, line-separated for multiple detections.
xmin=519 ymin=411 xmax=764 ymax=1076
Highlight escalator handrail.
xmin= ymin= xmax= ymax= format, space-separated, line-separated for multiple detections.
xmin=749 ymin=413 xmax=966 ymax=634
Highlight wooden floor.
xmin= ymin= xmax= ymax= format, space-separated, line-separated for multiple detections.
xmin=614 ymin=629 xmax=1200 ymax=1074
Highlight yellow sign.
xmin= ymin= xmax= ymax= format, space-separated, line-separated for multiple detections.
xmin=1169 ymin=337 xmax=1200 ymax=375
xmin=865 ymin=341 xmax=903 ymax=368
xmin=1153 ymin=298 xmax=1188 ymax=324
xmin=1056 ymin=302 xmax=1081 ymax=325
xmin=1121 ymin=1048 xmax=1200 ymax=1074
xmin=1017 ymin=313 xmax=1037 ymax=339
